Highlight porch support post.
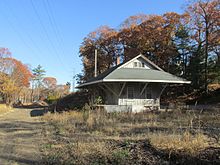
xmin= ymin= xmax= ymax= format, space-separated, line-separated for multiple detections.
xmin=140 ymin=83 xmax=149 ymax=96
xmin=89 ymin=87 xmax=95 ymax=104
xmin=157 ymin=83 xmax=167 ymax=110
xmin=159 ymin=83 xmax=168 ymax=97
xmin=103 ymin=84 xmax=118 ymax=97
xmin=119 ymin=82 xmax=126 ymax=97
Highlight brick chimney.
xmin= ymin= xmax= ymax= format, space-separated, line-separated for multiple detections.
xmin=116 ymin=56 xmax=120 ymax=65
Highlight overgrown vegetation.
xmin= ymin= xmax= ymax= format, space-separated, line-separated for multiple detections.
xmin=49 ymin=91 xmax=89 ymax=112
xmin=41 ymin=106 xmax=220 ymax=164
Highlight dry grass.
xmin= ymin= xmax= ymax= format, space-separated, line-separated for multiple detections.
xmin=0 ymin=104 xmax=12 ymax=115
xmin=41 ymin=107 xmax=220 ymax=164
xmin=149 ymin=131 xmax=209 ymax=156
xmin=208 ymin=83 xmax=220 ymax=91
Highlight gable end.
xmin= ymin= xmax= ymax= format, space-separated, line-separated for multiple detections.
xmin=118 ymin=54 xmax=163 ymax=71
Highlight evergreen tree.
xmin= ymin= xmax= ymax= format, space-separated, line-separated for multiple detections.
xmin=188 ymin=44 xmax=205 ymax=89
xmin=32 ymin=65 xmax=46 ymax=101
xmin=174 ymin=25 xmax=191 ymax=78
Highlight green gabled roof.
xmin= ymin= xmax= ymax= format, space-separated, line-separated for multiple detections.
xmin=77 ymin=55 xmax=191 ymax=88
xmin=105 ymin=68 xmax=189 ymax=83
xmin=80 ymin=63 xmax=122 ymax=85
xmin=77 ymin=68 xmax=190 ymax=88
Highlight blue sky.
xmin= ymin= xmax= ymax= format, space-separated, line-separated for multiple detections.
xmin=0 ymin=0 xmax=186 ymax=88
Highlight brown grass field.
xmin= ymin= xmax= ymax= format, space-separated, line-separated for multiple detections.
xmin=41 ymin=105 xmax=220 ymax=165
xmin=0 ymin=104 xmax=12 ymax=115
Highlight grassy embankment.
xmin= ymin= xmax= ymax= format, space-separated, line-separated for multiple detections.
xmin=41 ymin=106 xmax=220 ymax=165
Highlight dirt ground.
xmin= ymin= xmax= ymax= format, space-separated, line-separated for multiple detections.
xmin=0 ymin=108 xmax=46 ymax=165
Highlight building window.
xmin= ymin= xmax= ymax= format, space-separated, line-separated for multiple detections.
xmin=133 ymin=62 xmax=145 ymax=68
xmin=127 ymin=87 xmax=134 ymax=99
xmin=138 ymin=62 xmax=141 ymax=67
xmin=134 ymin=62 xmax=138 ymax=67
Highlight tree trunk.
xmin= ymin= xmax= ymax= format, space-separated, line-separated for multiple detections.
xmin=204 ymin=22 xmax=209 ymax=94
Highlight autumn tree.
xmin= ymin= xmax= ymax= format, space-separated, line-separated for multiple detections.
xmin=79 ymin=13 xmax=187 ymax=82
xmin=117 ymin=14 xmax=149 ymax=60
xmin=186 ymin=0 xmax=220 ymax=92
xmin=0 ymin=47 xmax=11 ymax=58
xmin=43 ymin=77 xmax=57 ymax=89
xmin=46 ymin=84 xmax=70 ymax=104
xmin=0 ymin=57 xmax=32 ymax=104
xmin=78 ymin=0 xmax=219 ymax=95
xmin=0 ymin=48 xmax=11 ymax=101
xmin=41 ymin=77 xmax=71 ymax=103
xmin=41 ymin=77 xmax=57 ymax=100
xmin=0 ymin=48 xmax=11 ymax=74
xmin=138 ymin=13 xmax=180 ymax=71
xmin=79 ymin=26 xmax=118 ymax=82
xmin=118 ymin=13 xmax=188 ymax=72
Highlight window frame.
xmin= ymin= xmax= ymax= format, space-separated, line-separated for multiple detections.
xmin=133 ymin=61 xmax=145 ymax=68
xmin=133 ymin=62 xmax=138 ymax=68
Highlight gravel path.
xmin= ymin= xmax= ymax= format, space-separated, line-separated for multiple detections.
xmin=0 ymin=108 xmax=46 ymax=165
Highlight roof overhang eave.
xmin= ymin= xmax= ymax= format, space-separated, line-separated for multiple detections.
xmin=76 ymin=80 xmax=103 ymax=88
xmin=103 ymin=79 xmax=191 ymax=84
xmin=77 ymin=79 xmax=191 ymax=88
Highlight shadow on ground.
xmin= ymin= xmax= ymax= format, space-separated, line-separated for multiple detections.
xmin=0 ymin=155 xmax=40 ymax=165
xmin=0 ymin=121 xmax=44 ymax=133
xmin=30 ymin=109 xmax=48 ymax=117
xmin=0 ymin=111 xmax=44 ymax=165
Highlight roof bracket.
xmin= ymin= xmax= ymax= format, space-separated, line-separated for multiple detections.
xmin=159 ymin=83 xmax=168 ymax=97
xmin=119 ymin=82 xmax=126 ymax=97
xmin=103 ymin=84 xmax=118 ymax=97
xmin=140 ymin=83 xmax=149 ymax=96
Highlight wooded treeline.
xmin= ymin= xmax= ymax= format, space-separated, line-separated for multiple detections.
xmin=78 ymin=0 xmax=219 ymax=93
xmin=0 ymin=48 xmax=70 ymax=105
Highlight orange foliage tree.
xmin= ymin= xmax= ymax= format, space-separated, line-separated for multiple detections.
xmin=186 ymin=0 xmax=220 ymax=91
xmin=0 ymin=57 xmax=32 ymax=104
xmin=79 ymin=26 xmax=118 ymax=81
xmin=79 ymin=12 xmax=188 ymax=82
xmin=43 ymin=77 xmax=57 ymax=89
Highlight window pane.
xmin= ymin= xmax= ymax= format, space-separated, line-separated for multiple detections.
xmin=138 ymin=62 xmax=141 ymax=67
xmin=133 ymin=62 xmax=137 ymax=67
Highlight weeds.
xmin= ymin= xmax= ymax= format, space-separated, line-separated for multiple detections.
xmin=41 ymin=107 xmax=220 ymax=164
xmin=0 ymin=104 xmax=12 ymax=115
xmin=149 ymin=131 xmax=209 ymax=156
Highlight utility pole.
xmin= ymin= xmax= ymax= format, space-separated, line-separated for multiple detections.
xmin=95 ymin=49 xmax=97 ymax=77
xmin=72 ymin=68 xmax=75 ymax=92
